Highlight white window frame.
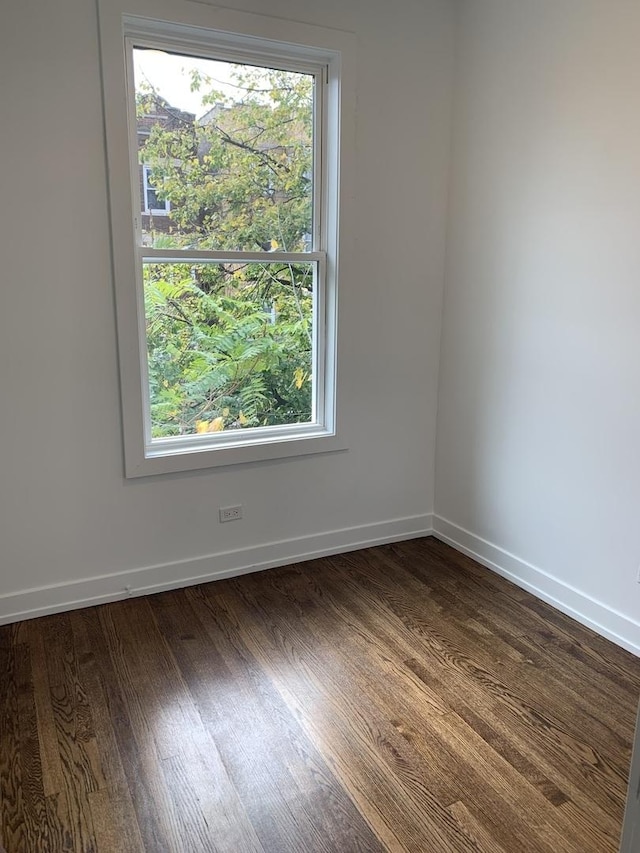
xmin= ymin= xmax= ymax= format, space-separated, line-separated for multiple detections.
xmin=97 ymin=0 xmax=354 ymax=477
xmin=142 ymin=164 xmax=170 ymax=216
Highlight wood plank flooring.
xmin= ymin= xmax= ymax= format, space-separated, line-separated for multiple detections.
xmin=1 ymin=537 xmax=639 ymax=852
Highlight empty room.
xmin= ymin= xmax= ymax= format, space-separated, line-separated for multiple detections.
xmin=2 ymin=0 xmax=640 ymax=851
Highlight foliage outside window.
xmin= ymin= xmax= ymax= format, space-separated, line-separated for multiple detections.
xmin=132 ymin=47 xmax=320 ymax=443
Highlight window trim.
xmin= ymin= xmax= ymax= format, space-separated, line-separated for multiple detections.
xmin=97 ymin=0 xmax=353 ymax=477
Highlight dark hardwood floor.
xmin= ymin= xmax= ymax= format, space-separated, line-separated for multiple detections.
xmin=1 ymin=537 xmax=639 ymax=852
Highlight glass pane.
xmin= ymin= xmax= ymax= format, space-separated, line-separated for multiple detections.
xmin=145 ymin=181 xmax=160 ymax=211
xmin=133 ymin=48 xmax=314 ymax=252
xmin=143 ymin=261 xmax=315 ymax=439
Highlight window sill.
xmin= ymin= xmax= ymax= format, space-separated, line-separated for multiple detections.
xmin=126 ymin=428 xmax=347 ymax=477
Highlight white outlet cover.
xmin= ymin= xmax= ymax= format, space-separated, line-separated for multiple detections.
xmin=219 ymin=505 xmax=243 ymax=522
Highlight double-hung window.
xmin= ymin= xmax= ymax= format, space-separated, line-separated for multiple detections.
xmin=98 ymin=2 xmax=349 ymax=476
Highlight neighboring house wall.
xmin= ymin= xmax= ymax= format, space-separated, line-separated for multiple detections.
xmin=436 ymin=0 xmax=640 ymax=652
xmin=137 ymin=98 xmax=195 ymax=235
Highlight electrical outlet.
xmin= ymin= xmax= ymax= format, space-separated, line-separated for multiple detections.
xmin=219 ymin=505 xmax=243 ymax=523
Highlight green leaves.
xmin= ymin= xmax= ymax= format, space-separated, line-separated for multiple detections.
xmin=144 ymin=261 xmax=313 ymax=437
xmin=139 ymin=64 xmax=313 ymax=253
xmin=136 ymin=57 xmax=315 ymax=438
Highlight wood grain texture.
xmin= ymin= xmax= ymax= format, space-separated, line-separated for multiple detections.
xmin=1 ymin=537 xmax=639 ymax=852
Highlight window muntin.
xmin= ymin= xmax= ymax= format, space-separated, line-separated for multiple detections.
xmin=126 ymin=40 xmax=326 ymax=452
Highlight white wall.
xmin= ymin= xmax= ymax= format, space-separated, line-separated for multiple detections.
xmin=436 ymin=0 xmax=640 ymax=652
xmin=7 ymin=0 xmax=637 ymax=655
xmin=0 ymin=0 xmax=453 ymax=619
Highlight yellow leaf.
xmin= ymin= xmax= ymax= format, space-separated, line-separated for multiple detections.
xmin=222 ymin=407 xmax=230 ymax=417
xmin=195 ymin=420 xmax=209 ymax=434
xmin=210 ymin=416 xmax=225 ymax=432
xmin=294 ymin=367 xmax=305 ymax=390
xmin=238 ymin=411 xmax=248 ymax=425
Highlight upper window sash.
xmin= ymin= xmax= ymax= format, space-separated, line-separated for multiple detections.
xmin=125 ymin=33 xmax=325 ymax=255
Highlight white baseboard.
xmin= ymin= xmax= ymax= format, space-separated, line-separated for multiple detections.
xmin=7 ymin=511 xmax=637 ymax=657
xmin=433 ymin=515 xmax=640 ymax=657
xmin=0 ymin=514 xmax=434 ymax=626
